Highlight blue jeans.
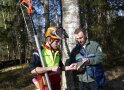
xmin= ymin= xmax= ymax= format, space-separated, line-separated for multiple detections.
xmin=79 ymin=81 xmax=100 ymax=90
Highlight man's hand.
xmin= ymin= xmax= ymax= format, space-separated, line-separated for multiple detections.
xmin=77 ymin=58 xmax=89 ymax=70
xmin=81 ymin=58 xmax=89 ymax=64
xmin=66 ymin=63 xmax=77 ymax=70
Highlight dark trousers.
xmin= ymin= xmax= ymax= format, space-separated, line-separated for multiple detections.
xmin=79 ymin=81 xmax=101 ymax=90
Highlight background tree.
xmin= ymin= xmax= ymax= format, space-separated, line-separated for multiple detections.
xmin=79 ymin=0 xmax=124 ymax=68
xmin=0 ymin=0 xmax=31 ymax=64
xmin=61 ymin=0 xmax=80 ymax=90
xmin=0 ymin=0 xmax=124 ymax=89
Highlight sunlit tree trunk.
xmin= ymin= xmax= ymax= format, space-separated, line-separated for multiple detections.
xmin=43 ymin=0 xmax=49 ymax=28
xmin=6 ymin=44 xmax=10 ymax=60
xmin=61 ymin=0 xmax=80 ymax=90
xmin=1 ymin=0 xmax=7 ymax=30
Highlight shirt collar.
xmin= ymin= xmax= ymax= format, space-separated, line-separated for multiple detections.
xmin=43 ymin=43 xmax=60 ymax=52
xmin=82 ymin=39 xmax=89 ymax=48
xmin=44 ymin=43 xmax=52 ymax=50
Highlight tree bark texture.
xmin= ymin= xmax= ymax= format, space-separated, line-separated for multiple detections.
xmin=61 ymin=0 xmax=80 ymax=90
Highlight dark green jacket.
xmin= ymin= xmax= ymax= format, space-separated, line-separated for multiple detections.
xmin=69 ymin=40 xmax=104 ymax=82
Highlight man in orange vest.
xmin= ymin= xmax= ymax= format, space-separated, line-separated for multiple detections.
xmin=29 ymin=26 xmax=77 ymax=90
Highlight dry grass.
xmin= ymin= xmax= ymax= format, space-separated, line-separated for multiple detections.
xmin=104 ymin=66 xmax=124 ymax=90
xmin=1 ymin=64 xmax=124 ymax=90
xmin=0 ymin=64 xmax=35 ymax=90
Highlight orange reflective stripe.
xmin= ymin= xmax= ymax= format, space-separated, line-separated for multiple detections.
xmin=37 ymin=74 xmax=43 ymax=90
xmin=37 ymin=74 xmax=47 ymax=90
xmin=20 ymin=0 xmax=32 ymax=14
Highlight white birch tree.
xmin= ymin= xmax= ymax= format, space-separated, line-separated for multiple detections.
xmin=61 ymin=0 xmax=80 ymax=90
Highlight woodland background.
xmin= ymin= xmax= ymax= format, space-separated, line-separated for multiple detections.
xmin=0 ymin=0 xmax=124 ymax=90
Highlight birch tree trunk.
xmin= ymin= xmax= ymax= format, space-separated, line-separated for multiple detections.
xmin=61 ymin=0 xmax=80 ymax=90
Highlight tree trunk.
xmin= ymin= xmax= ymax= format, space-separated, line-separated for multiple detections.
xmin=43 ymin=0 xmax=49 ymax=29
xmin=61 ymin=0 xmax=80 ymax=90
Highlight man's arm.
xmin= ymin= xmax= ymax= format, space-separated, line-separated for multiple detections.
xmin=60 ymin=63 xmax=77 ymax=71
xmin=29 ymin=51 xmax=60 ymax=74
xmin=31 ymin=66 xmax=60 ymax=74
xmin=88 ymin=45 xmax=104 ymax=65
xmin=76 ymin=42 xmax=104 ymax=70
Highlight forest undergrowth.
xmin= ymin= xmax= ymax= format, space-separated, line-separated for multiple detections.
xmin=0 ymin=64 xmax=124 ymax=90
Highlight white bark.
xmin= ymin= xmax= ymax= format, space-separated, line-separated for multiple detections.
xmin=61 ymin=0 xmax=80 ymax=90
xmin=62 ymin=0 xmax=80 ymax=53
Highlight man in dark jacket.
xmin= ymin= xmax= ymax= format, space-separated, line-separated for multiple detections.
xmin=69 ymin=27 xmax=105 ymax=90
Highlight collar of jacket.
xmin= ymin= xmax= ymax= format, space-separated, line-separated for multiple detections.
xmin=76 ymin=39 xmax=90 ymax=48
xmin=43 ymin=43 xmax=60 ymax=52
xmin=44 ymin=43 xmax=52 ymax=50
xmin=85 ymin=39 xmax=90 ymax=46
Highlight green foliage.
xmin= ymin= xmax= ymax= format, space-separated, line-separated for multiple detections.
xmin=0 ymin=66 xmax=35 ymax=90
xmin=79 ymin=0 xmax=124 ymax=68
xmin=0 ymin=0 xmax=31 ymax=60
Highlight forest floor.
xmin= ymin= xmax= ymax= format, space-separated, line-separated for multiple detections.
xmin=104 ymin=66 xmax=124 ymax=90
xmin=0 ymin=64 xmax=35 ymax=90
xmin=0 ymin=64 xmax=124 ymax=90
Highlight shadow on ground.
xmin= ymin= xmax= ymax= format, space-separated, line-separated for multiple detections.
xmin=103 ymin=66 xmax=124 ymax=90
xmin=0 ymin=65 xmax=35 ymax=90
xmin=1 ymin=65 xmax=124 ymax=90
